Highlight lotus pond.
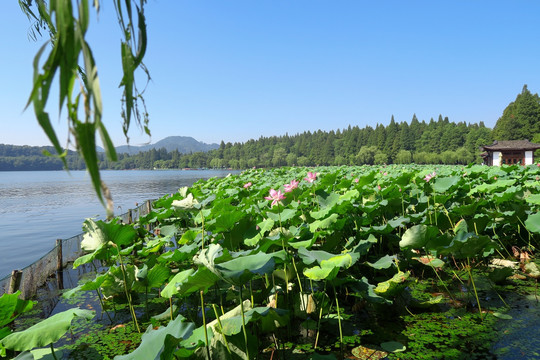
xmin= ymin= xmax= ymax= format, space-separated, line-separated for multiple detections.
xmin=1 ymin=164 xmax=540 ymax=359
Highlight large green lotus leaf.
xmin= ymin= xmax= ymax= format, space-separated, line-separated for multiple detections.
xmin=179 ymin=323 xmax=214 ymax=351
xmin=374 ymin=271 xmax=409 ymax=298
xmin=399 ymin=225 xmax=435 ymax=249
xmin=83 ymin=219 xmax=137 ymax=249
xmin=13 ymin=347 xmax=63 ymax=360
xmin=158 ymin=243 xmax=199 ymax=264
xmin=348 ymin=277 xmax=391 ymax=304
xmin=161 ymin=269 xmax=196 ymax=298
xmin=216 ymin=251 xmax=277 ymax=286
xmin=366 ymin=255 xmax=396 ymax=269
xmin=115 ymin=315 xmax=195 ymax=360
xmin=387 ymin=216 xmax=410 ymax=229
xmin=0 ymin=308 xmax=94 ymax=351
xmin=178 ymin=229 xmax=199 ymax=245
xmin=339 ymin=189 xmax=360 ymax=202
xmin=310 ymin=193 xmax=340 ymax=219
xmin=212 ymin=211 xmax=246 ymax=233
xmin=266 ymin=208 xmax=297 ymax=223
xmin=297 ymin=247 xmax=335 ymax=266
xmin=432 ymin=176 xmax=459 ymax=193
xmin=356 ymin=171 xmax=377 ymax=187
xmin=492 ymin=186 xmax=520 ymax=204
xmin=158 ymin=225 xmax=178 ymax=237
xmin=175 ymin=267 xmax=221 ymax=298
xmin=146 ymin=264 xmax=171 ymax=289
xmin=351 ymin=234 xmax=378 ymax=257
xmin=220 ymin=307 xmax=289 ymax=336
xmin=80 ymin=219 xmax=106 ymax=251
xmin=73 ymin=241 xmax=117 ymax=268
xmin=309 ymin=213 xmax=339 ymax=232
xmin=244 ymin=218 xmax=275 ymax=246
xmin=303 ymin=265 xmax=339 ymax=281
xmin=525 ymin=212 xmax=540 ymax=234
xmin=468 ymin=179 xmax=516 ymax=195
xmin=525 ymin=194 xmax=540 ymax=206
xmin=0 ymin=292 xmax=34 ymax=329
xmin=320 ymin=254 xmax=355 ymax=269
xmin=62 ymin=273 xmax=107 ymax=299
xmin=193 ymin=244 xmax=231 ymax=276
xmin=453 ymin=219 xmax=468 ymax=235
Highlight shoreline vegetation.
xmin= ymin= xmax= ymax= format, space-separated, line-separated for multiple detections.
xmin=1 ymin=164 xmax=539 ymax=359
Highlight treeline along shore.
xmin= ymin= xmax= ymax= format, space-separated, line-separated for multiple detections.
xmin=0 ymin=116 xmax=490 ymax=171
xmin=3 ymin=85 xmax=540 ymax=170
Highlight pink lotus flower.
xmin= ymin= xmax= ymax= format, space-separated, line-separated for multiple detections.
xmin=354 ymin=178 xmax=359 ymax=183
xmin=377 ymin=184 xmax=381 ymax=191
xmin=284 ymin=179 xmax=299 ymax=193
xmin=423 ymin=171 xmax=436 ymax=182
xmin=243 ymin=182 xmax=252 ymax=189
xmin=265 ymin=189 xmax=286 ymax=207
xmin=304 ymin=172 xmax=317 ymax=183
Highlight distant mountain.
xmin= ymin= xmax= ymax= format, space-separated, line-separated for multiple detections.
xmin=106 ymin=136 xmax=219 ymax=155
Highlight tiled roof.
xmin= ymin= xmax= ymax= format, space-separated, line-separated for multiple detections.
xmin=481 ymin=140 xmax=540 ymax=151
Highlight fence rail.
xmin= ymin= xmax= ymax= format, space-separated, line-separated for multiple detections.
xmin=0 ymin=200 xmax=153 ymax=300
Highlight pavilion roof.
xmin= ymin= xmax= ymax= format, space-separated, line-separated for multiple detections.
xmin=481 ymin=140 xmax=540 ymax=151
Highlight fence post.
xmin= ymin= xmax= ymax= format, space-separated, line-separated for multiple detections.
xmin=146 ymin=200 xmax=152 ymax=232
xmin=8 ymin=270 xmax=21 ymax=294
xmin=56 ymin=239 xmax=64 ymax=290
xmin=56 ymin=239 xmax=63 ymax=271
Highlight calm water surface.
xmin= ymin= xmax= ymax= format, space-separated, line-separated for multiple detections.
xmin=0 ymin=170 xmax=235 ymax=279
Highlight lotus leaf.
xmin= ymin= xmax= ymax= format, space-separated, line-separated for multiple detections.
xmin=525 ymin=212 xmax=540 ymax=234
xmin=432 ymin=176 xmax=459 ymax=193
xmin=215 ymin=251 xmax=278 ymax=286
xmin=0 ymin=308 xmax=94 ymax=352
xmin=114 ymin=315 xmax=195 ymax=360
xmin=0 ymin=292 xmax=34 ymax=329
xmin=374 ymin=271 xmax=409 ymax=297
xmin=367 ymin=255 xmax=397 ymax=269
xmin=13 ymin=347 xmax=63 ymax=360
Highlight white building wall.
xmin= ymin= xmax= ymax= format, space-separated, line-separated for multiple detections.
xmin=493 ymin=151 xmax=501 ymax=166
xmin=525 ymin=151 xmax=533 ymax=165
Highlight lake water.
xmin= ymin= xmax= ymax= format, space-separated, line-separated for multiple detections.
xmin=0 ymin=169 xmax=235 ymax=279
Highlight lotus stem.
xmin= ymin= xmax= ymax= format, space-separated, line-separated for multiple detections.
xmin=170 ymin=297 xmax=173 ymax=321
xmin=116 ymin=246 xmax=140 ymax=333
xmin=200 ymin=291 xmax=211 ymax=359
xmin=314 ymin=305 xmax=323 ymax=349
xmin=95 ymin=288 xmax=113 ymax=323
xmin=200 ymin=210 xmax=206 ymax=250
xmin=429 ymin=261 xmax=455 ymax=301
xmin=212 ymin=304 xmax=232 ymax=356
xmin=467 ymin=258 xmax=483 ymax=321
xmin=239 ymin=287 xmax=250 ymax=360
xmin=50 ymin=344 xmax=58 ymax=360
xmin=332 ymin=283 xmax=343 ymax=346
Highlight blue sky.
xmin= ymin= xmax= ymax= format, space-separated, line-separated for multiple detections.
xmin=1 ymin=1 xmax=540 ymax=147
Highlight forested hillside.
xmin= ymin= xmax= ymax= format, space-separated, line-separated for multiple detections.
xmin=2 ymin=85 xmax=539 ymax=170
xmin=0 ymin=116 xmax=492 ymax=170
